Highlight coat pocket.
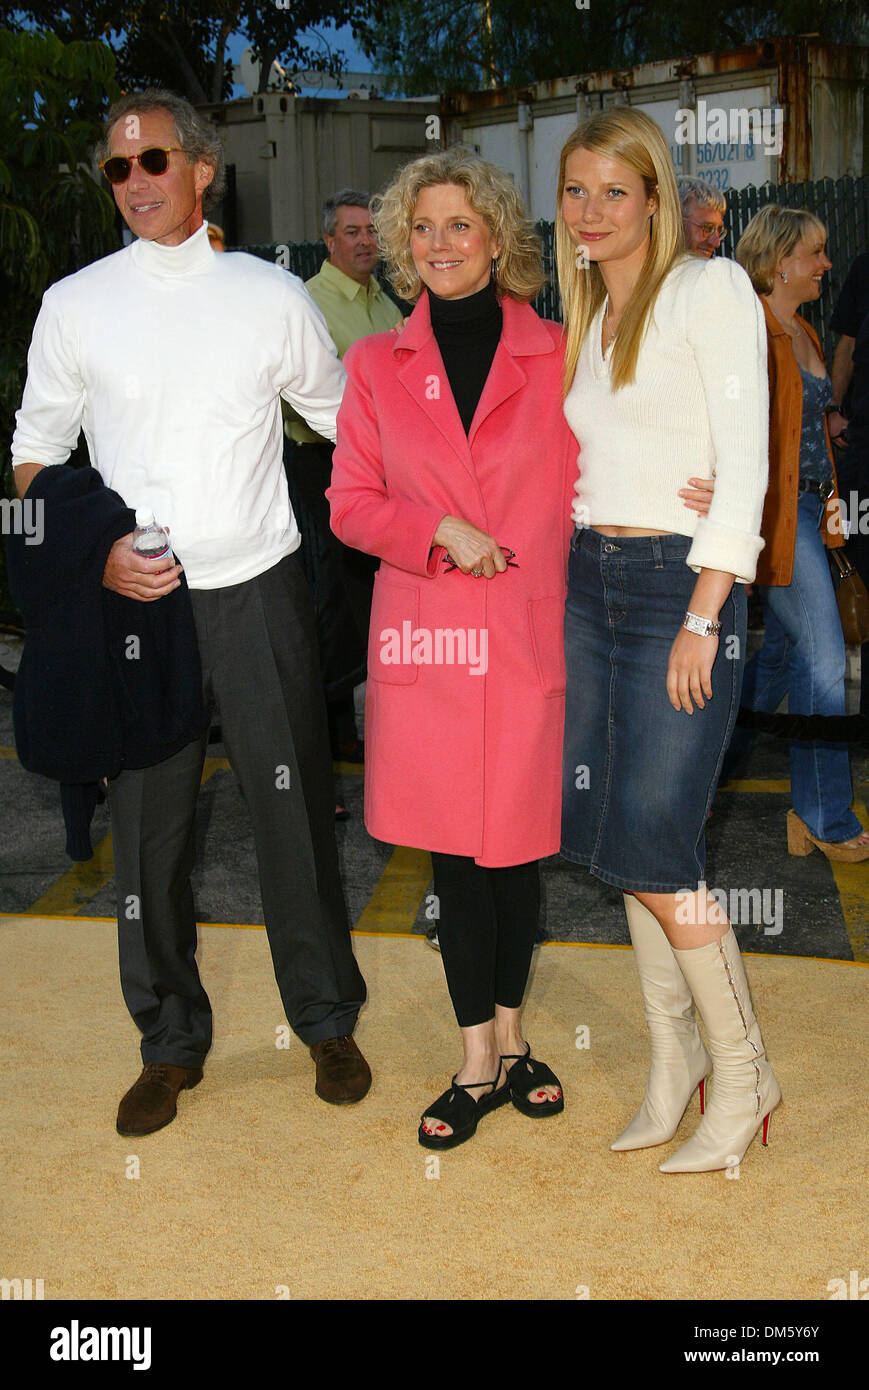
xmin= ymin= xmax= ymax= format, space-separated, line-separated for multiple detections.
xmin=527 ymin=595 xmax=567 ymax=697
xmin=368 ymin=579 xmax=420 ymax=685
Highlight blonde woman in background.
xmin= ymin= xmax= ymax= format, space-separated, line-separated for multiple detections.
xmin=556 ymin=108 xmax=780 ymax=1173
xmin=723 ymin=205 xmax=869 ymax=862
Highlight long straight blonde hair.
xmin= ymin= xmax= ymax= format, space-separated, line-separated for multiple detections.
xmin=555 ymin=107 xmax=685 ymax=394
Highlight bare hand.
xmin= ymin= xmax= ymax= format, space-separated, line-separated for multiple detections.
xmin=433 ymin=515 xmax=508 ymax=578
xmin=667 ymin=627 xmax=717 ymax=713
xmin=102 ymin=533 xmax=183 ymax=601
xmin=829 ymin=409 xmax=849 ymax=447
xmin=679 ymin=476 xmax=715 ymax=515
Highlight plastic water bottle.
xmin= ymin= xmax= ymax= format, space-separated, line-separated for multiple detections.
xmin=132 ymin=508 xmax=173 ymax=562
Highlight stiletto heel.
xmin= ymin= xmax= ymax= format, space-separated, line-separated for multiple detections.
xmin=611 ymin=895 xmax=710 ymax=1151
xmin=762 ymin=1111 xmax=772 ymax=1146
xmin=659 ymin=928 xmax=781 ymax=1174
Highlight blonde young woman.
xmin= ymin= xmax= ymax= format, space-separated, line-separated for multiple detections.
xmin=556 ymin=108 xmax=781 ymax=1172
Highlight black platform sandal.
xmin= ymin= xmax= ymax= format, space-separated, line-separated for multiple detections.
xmin=418 ymin=1070 xmax=511 ymax=1150
xmin=501 ymin=1044 xmax=564 ymax=1118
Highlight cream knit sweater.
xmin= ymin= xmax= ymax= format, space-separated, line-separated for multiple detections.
xmin=563 ymin=254 xmax=768 ymax=583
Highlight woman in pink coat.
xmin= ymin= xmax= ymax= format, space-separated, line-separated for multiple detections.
xmin=329 ymin=148 xmax=710 ymax=1148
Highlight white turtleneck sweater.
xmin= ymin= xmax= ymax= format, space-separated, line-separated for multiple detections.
xmin=11 ymin=222 xmax=346 ymax=589
xmin=563 ymin=255 xmax=768 ymax=584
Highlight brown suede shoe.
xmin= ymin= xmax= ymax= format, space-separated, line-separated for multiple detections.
xmin=309 ymin=1036 xmax=371 ymax=1104
xmin=116 ymin=1062 xmax=203 ymax=1136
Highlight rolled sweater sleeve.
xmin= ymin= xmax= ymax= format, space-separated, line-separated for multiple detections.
xmin=684 ymin=257 xmax=769 ymax=584
xmin=11 ymin=285 xmax=85 ymax=469
xmin=328 ymin=341 xmax=446 ymax=576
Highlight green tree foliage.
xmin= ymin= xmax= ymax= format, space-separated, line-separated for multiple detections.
xmin=0 ymin=28 xmax=120 ymax=485
xmin=358 ymin=0 xmax=867 ymax=96
xmin=0 ymin=2 xmax=375 ymax=104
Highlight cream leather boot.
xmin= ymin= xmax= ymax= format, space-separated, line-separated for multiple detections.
xmin=611 ymin=895 xmax=710 ymax=1151
xmin=659 ymin=927 xmax=781 ymax=1173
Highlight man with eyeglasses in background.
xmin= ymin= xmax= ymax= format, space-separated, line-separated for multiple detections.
xmin=11 ymin=88 xmax=371 ymax=1134
xmin=677 ymin=176 xmax=728 ymax=259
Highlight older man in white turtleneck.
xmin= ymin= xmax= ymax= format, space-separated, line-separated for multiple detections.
xmin=11 ymin=89 xmax=370 ymax=1133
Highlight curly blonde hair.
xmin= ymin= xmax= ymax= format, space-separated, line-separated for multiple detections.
xmin=372 ymin=147 xmax=544 ymax=303
xmin=735 ymin=205 xmax=827 ymax=295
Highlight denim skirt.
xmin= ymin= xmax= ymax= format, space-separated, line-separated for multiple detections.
xmin=560 ymin=528 xmax=746 ymax=891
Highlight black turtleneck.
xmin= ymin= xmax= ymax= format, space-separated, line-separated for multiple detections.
xmin=427 ymin=278 xmax=503 ymax=435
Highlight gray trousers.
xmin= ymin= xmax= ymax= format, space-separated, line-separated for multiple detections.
xmin=108 ymin=552 xmax=366 ymax=1068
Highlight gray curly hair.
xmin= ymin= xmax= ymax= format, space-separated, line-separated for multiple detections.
xmin=97 ymin=88 xmax=226 ymax=212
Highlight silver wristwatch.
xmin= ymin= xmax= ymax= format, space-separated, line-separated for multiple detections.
xmin=683 ymin=611 xmax=722 ymax=637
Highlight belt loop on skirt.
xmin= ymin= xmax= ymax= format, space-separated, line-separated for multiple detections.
xmin=651 ymin=535 xmax=664 ymax=568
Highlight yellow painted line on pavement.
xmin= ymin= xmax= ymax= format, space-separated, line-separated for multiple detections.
xmin=204 ymin=756 xmax=361 ymax=777
xmin=25 ymin=834 xmax=117 ymax=917
xmin=21 ymin=758 xmax=231 ymax=918
xmin=203 ymin=755 xmax=362 ymax=777
xmin=354 ymin=845 xmax=432 ymax=935
xmin=202 ymin=756 xmax=231 ymax=777
xmin=720 ymin=779 xmax=868 ymax=963
xmin=10 ymin=746 xmax=867 ymax=958
xmin=3 ymin=911 xmax=868 ymax=966
xmin=828 ymin=798 xmax=869 ymax=964
xmin=719 ymin=778 xmax=791 ymax=793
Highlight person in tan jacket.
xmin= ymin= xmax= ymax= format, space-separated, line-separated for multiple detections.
xmin=724 ymin=204 xmax=869 ymax=861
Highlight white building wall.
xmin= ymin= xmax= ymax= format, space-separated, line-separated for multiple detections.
xmin=455 ymin=86 xmax=780 ymax=223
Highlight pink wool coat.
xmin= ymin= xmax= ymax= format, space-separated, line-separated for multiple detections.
xmin=328 ymin=293 xmax=578 ymax=866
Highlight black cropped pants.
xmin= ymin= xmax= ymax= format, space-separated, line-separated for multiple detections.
xmin=429 ymin=853 xmax=541 ymax=1028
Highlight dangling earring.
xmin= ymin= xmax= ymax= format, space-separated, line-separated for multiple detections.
xmin=780 ymin=270 xmax=788 ymax=283
xmin=491 ymin=256 xmax=498 ymax=283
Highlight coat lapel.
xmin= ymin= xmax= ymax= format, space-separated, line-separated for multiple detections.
xmin=469 ymin=298 xmax=558 ymax=445
xmin=394 ymin=296 xmax=476 ymax=478
xmin=393 ymin=292 xmax=559 ymax=473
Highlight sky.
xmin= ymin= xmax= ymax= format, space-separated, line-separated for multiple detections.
xmin=227 ymin=22 xmax=376 ymax=98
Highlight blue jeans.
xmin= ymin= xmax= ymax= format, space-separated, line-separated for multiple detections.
xmin=723 ymin=490 xmax=860 ymax=843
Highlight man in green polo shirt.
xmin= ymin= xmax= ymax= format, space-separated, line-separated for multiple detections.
xmin=300 ymin=191 xmax=405 ymax=359
xmin=285 ymin=190 xmax=405 ymax=775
